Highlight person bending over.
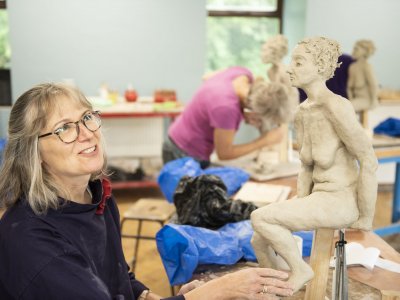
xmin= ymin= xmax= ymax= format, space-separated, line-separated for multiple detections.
xmin=162 ymin=66 xmax=288 ymax=168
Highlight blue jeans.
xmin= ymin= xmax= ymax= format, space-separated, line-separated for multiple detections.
xmin=162 ymin=136 xmax=210 ymax=168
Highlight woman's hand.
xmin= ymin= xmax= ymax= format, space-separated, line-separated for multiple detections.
xmin=183 ymin=267 xmax=294 ymax=300
xmin=177 ymin=280 xmax=205 ymax=295
xmin=258 ymin=126 xmax=284 ymax=147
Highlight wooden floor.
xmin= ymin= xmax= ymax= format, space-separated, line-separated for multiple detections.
xmin=115 ymin=184 xmax=398 ymax=297
xmin=0 ymin=185 xmax=396 ymax=297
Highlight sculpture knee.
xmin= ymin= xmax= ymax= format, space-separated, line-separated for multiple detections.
xmin=250 ymin=209 xmax=265 ymax=232
xmin=251 ymin=208 xmax=276 ymax=234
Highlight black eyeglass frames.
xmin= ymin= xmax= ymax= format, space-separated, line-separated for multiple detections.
xmin=38 ymin=111 xmax=102 ymax=144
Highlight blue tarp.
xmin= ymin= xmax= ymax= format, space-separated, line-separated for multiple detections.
xmin=156 ymin=221 xmax=313 ymax=285
xmin=157 ymin=157 xmax=250 ymax=203
xmin=374 ymin=117 xmax=400 ymax=137
xmin=0 ymin=138 xmax=6 ymax=165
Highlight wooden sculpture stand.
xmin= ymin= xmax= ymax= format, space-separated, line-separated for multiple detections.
xmin=304 ymin=228 xmax=335 ymax=300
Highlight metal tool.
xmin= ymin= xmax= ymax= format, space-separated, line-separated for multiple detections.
xmin=332 ymin=229 xmax=348 ymax=300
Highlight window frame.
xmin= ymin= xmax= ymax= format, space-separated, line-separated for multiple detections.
xmin=207 ymin=0 xmax=283 ymax=32
xmin=0 ymin=1 xmax=6 ymax=10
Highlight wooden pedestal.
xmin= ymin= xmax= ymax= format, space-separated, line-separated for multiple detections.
xmin=304 ymin=228 xmax=335 ymax=300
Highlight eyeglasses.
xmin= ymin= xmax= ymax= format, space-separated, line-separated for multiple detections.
xmin=38 ymin=111 xmax=102 ymax=144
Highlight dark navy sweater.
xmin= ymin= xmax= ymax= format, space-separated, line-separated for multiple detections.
xmin=0 ymin=179 xmax=184 ymax=300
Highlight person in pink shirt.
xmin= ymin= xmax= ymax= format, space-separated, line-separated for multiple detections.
xmin=163 ymin=66 xmax=288 ymax=168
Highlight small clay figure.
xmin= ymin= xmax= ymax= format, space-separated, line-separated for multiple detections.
xmin=347 ymin=39 xmax=379 ymax=112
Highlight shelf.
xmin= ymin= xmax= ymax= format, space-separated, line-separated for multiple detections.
xmin=97 ymin=103 xmax=182 ymax=190
xmin=100 ymin=111 xmax=181 ymax=119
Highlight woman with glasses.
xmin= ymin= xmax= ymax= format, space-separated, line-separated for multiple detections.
xmin=0 ymin=83 xmax=293 ymax=299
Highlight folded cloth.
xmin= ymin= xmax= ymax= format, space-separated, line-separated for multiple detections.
xmin=374 ymin=117 xmax=400 ymax=137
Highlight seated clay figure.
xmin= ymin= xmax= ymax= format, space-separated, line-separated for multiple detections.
xmin=347 ymin=39 xmax=379 ymax=112
xmin=251 ymin=36 xmax=378 ymax=293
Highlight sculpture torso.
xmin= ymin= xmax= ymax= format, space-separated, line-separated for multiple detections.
xmin=297 ymin=98 xmax=359 ymax=192
xmin=348 ymin=61 xmax=372 ymax=99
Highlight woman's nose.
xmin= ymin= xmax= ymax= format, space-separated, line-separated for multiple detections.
xmin=76 ymin=122 xmax=93 ymax=141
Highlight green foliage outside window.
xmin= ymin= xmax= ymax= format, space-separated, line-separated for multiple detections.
xmin=206 ymin=17 xmax=279 ymax=77
xmin=206 ymin=0 xmax=280 ymax=77
xmin=207 ymin=0 xmax=277 ymax=11
xmin=0 ymin=10 xmax=11 ymax=68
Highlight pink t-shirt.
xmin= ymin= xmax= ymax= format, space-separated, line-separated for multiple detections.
xmin=169 ymin=67 xmax=253 ymax=161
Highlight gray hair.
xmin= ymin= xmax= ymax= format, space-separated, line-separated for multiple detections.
xmin=247 ymin=80 xmax=291 ymax=131
xmin=0 ymin=83 xmax=107 ymax=215
xmin=298 ymin=36 xmax=342 ymax=80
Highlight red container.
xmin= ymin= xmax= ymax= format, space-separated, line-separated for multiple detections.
xmin=125 ymin=89 xmax=138 ymax=102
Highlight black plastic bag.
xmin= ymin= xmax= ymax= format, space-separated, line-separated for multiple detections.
xmin=173 ymin=174 xmax=258 ymax=229
xmin=107 ymin=166 xmax=145 ymax=182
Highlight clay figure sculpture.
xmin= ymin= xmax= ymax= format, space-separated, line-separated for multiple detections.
xmin=260 ymin=34 xmax=299 ymax=128
xmin=251 ymin=36 xmax=378 ymax=293
xmin=253 ymin=34 xmax=299 ymax=169
xmin=347 ymin=39 xmax=379 ymax=112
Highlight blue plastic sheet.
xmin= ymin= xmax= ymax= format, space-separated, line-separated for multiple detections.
xmin=157 ymin=157 xmax=249 ymax=203
xmin=0 ymin=138 xmax=6 ymax=165
xmin=203 ymin=167 xmax=250 ymax=197
xmin=156 ymin=221 xmax=314 ymax=285
xmin=374 ymin=117 xmax=400 ymax=137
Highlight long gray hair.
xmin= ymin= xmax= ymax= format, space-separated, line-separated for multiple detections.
xmin=247 ymin=79 xmax=291 ymax=131
xmin=0 ymin=83 xmax=107 ymax=215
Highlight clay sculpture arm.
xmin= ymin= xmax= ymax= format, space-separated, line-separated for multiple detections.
xmin=294 ymin=106 xmax=313 ymax=197
xmin=365 ymin=63 xmax=379 ymax=104
xmin=326 ymin=96 xmax=378 ymax=230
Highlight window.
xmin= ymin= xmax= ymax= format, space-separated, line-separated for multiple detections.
xmin=0 ymin=1 xmax=10 ymax=68
xmin=0 ymin=0 xmax=11 ymax=106
xmin=206 ymin=0 xmax=283 ymax=77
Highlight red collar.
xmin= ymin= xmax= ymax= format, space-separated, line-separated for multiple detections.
xmin=95 ymin=178 xmax=112 ymax=215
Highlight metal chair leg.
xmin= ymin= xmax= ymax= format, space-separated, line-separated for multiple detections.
xmin=131 ymin=220 xmax=143 ymax=272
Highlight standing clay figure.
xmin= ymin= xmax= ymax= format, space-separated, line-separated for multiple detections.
xmin=251 ymin=36 xmax=378 ymax=293
xmin=260 ymin=34 xmax=299 ymax=128
xmin=347 ymin=39 xmax=379 ymax=112
xmin=251 ymin=35 xmax=300 ymax=167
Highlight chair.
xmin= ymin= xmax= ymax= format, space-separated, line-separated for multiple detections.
xmin=120 ymin=198 xmax=176 ymax=272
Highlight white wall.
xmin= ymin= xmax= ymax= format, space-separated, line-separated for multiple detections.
xmin=283 ymin=0 xmax=306 ymax=63
xmin=305 ymin=0 xmax=400 ymax=90
xmin=7 ymin=0 xmax=206 ymax=102
xmin=0 ymin=0 xmax=206 ymax=138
